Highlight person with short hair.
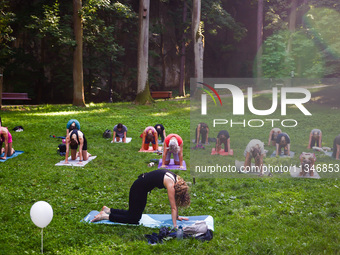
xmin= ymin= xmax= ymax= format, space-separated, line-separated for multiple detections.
xmin=332 ymin=134 xmax=340 ymax=160
xmin=161 ymin=134 xmax=184 ymax=169
xmin=141 ymin=126 xmax=158 ymax=151
xmin=113 ymin=123 xmax=127 ymax=143
xmin=195 ymin=123 xmax=209 ymax=145
xmin=0 ymin=126 xmax=15 ymax=160
xmin=64 ymin=129 xmax=90 ymax=164
xmin=66 ymin=119 xmax=80 ymax=136
xmin=276 ymin=132 xmax=291 ymax=156
xmin=244 ymin=139 xmax=266 ymax=176
xmin=154 ymin=124 xmax=166 ymax=143
xmin=215 ymin=130 xmax=230 ymax=152
xmin=268 ymin=128 xmax=282 ymax=146
xmin=92 ymin=170 xmax=190 ymax=228
xmin=307 ymin=129 xmax=322 ymax=149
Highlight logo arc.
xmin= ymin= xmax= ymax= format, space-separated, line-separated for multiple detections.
xmin=197 ymin=82 xmax=223 ymax=106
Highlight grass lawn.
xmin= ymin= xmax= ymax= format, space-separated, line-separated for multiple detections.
xmin=0 ymin=88 xmax=339 ymax=254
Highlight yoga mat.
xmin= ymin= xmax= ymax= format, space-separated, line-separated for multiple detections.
xmin=0 ymin=150 xmax=24 ymax=162
xmin=55 ymin=156 xmax=97 ymax=167
xmin=211 ymin=148 xmax=234 ymax=156
xmin=157 ymin=159 xmax=187 ymax=170
xmin=289 ymin=166 xmax=321 ymax=179
xmin=235 ymin=160 xmax=270 ymax=175
xmin=83 ymin=210 xmax=214 ymax=231
xmin=270 ymin=151 xmax=295 ymax=158
xmin=111 ymin=137 xmax=132 ymax=143
xmin=313 ymin=147 xmax=333 ymax=157
xmin=139 ymin=146 xmax=162 ymax=152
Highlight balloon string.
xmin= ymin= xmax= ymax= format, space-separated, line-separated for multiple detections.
xmin=41 ymin=228 xmax=43 ymax=254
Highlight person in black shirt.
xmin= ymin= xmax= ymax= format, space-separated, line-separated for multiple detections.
xmin=276 ymin=133 xmax=291 ymax=156
xmin=215 ymin=130 xmax=230 ymax=152
xmin=64 ymin=129 xmax=90 ymax=164
xmin=154 ymin=124 xmax=166 ymax=143
xmin=92 ymin=170 xmax=190 ymax=228
xmin=195 ymin=123 xmax=209 ymax=145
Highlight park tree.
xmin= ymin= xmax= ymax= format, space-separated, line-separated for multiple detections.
xmin=257 ymin=0 xmax=264 ymax=78
xmin=134 ymin=0 xmax=153 ymax=105
xmin=192 ymin=0 xmax=203 ymax=84
xmin=73 ymin=0 xmax=85 ymax=106
xmin=0 ymin=0 xmax=15 ymax=108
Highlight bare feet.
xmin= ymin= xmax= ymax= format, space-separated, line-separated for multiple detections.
xmin=91 ymin=211 xmax=109 ymax=222
xmin=101 ymin=206 xmax=110 ymax=214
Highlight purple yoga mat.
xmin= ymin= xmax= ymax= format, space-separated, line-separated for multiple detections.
xmin=157 ymin=159 xmax=186 ymax=170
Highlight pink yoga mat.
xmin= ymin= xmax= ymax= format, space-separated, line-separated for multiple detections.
xmin=211 ymin=148 xmax=234 ymax=156
xmin=139 ymin=146 xmax=162 ymax=152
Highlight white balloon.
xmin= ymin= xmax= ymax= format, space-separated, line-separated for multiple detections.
xmin=30 ymin=201 xmax=53 ymax=228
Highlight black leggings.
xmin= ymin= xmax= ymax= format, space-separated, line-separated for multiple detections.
xmin=109 ymin=177 xmax=148 ymax=224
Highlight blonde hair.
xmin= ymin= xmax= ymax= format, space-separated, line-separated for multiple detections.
xmin=174 ymin=176 xmax=190 ymax=207
xmin=169 ymin=138 xmax=180 ymax=154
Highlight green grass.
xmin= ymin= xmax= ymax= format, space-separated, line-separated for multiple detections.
xmin=0 ymin=95 xmax=339 ymax=254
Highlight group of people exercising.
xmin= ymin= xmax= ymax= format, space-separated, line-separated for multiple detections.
xmin=63 ymin=119 xmax=190 ymax=228
xmin=195 ymin=122 xmax=340 ymax=176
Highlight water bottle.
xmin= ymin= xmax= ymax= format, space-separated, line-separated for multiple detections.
xmin=177 ymin=225 xmax=183 ymax=240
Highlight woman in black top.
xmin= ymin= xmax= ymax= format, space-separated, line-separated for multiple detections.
xmin=332 ymin=134 xmax=340 ymax=160
xmin=215 ymin=130 xmax=230 ymax=152
xmin=64 ymin=129 xmax=90 ymax=164
xmin=92 ymin=170 xmax=190 ymax=228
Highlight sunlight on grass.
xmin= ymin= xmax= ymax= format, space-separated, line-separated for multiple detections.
xmin=27 ymin=108 xmax=111 ymax=116
xmin=150 ymin=112 xmax=170 ymax=117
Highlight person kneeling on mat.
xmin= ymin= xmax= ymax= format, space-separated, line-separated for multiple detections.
xmin=92 ymin=170 xmax=190 ymax=228
xmin=0 ymin=126 xmax=15 ymax=160
xmin=299 ymin=152 xmax=316 ymax=176
xmin=64 ymin=129 xmax=91 ymax=164
xmin=268 ymin=128 xmax=282 ymax=146
xmin=307 ymin=129 xmax=322 ymax=149
xmin=161 ymin=134 xmax=184 ymax=169
xmin=141 ymin=126 xmax=158 ymax=151
xmin=113 ymin=123 xmax=127 ymax=143
xmin=332 ymin=134 xmax=340 ymax=160
xmin=215 ymin=130 xmax=230 ymax=153
xmin=276 ymin=132 xmax=291 ymax=156
xmin=244 ymin=139 xmax=266 ymax=176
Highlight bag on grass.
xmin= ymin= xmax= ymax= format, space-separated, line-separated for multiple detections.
xmin=57 ymin=144 xmax=66 ymax=155
xmin=103 ymin=129 xmax=112 ymax=138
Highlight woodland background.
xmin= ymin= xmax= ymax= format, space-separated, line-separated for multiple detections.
xmin=0 ymin=0 xmax=339 ymax=104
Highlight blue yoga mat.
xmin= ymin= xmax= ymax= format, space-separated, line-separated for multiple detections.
xmin=83 ymin=210 xmax=214 ymax=231
xmin=270 ymin=151 xmax=295 ymax=158
xmin=0 ymin=150 xmax=24 ymax=162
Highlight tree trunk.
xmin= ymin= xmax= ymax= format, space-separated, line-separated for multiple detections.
xmin=72 ymin=0 xmax=85 ymax=107
xmin=192 ymin=0 xmax=204 ymax=84
xmin=256 ymin=0 xmax=263 ymax=79
xmin=0 ymin=68 xmax=3 ymax=110
xmin=285 ymin=0 xmax=297 ymax=85
xmin=179 ymin=1 xmax=187 ymax=97
xmin=135 ymin=0 xmax=153 ymax=104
